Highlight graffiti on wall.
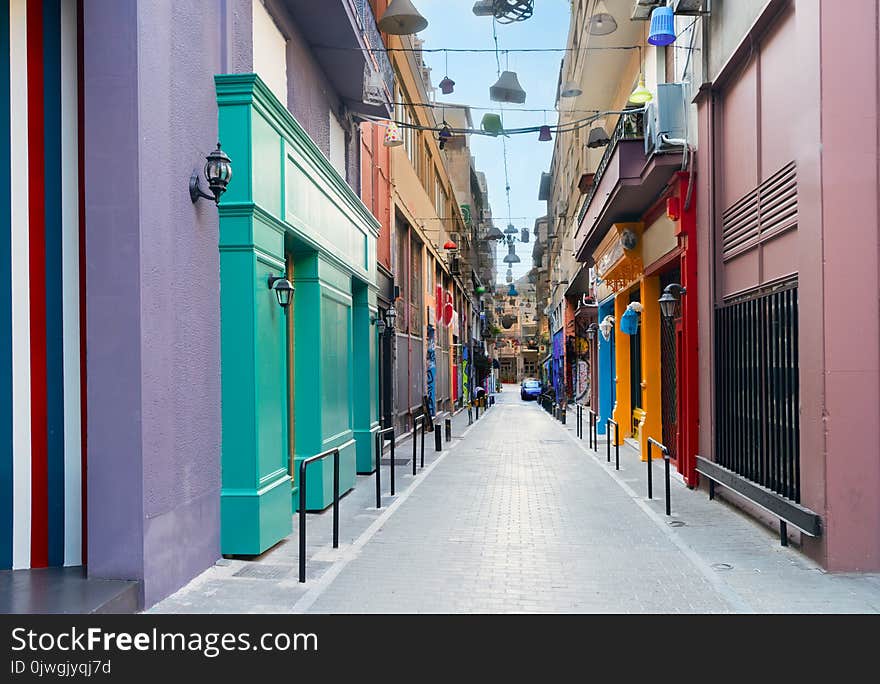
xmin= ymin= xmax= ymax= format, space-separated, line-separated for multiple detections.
xmin=462 ymin=345 xmax=470 ymax=404
xmin=576 ymin=358 xmax=590 ymax=405
xmin=426 ymin=323 xmax=436 ymax=416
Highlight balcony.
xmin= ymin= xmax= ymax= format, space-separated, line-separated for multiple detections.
xmin=285 ymin=0 xmax=393 ymax=117
xmin=573 ymin=109 xmax=682 ymax=263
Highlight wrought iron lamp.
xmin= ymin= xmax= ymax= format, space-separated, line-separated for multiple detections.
xmin=659 ymin=283 xmax=686 ymax=320
xmin=267 ymin=274 xmax=294 ymax=309
xmin=190 ymin=143 xmax=232 ymax=204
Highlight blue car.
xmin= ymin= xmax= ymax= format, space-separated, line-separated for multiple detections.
xmin=520 ymin=378 xmax=542 ymax=401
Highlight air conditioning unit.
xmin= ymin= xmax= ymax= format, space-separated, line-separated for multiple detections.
xmin=631 ymin=0 xmax=663 ymax=21
xmin=672 ymin=0 xmax=710 ymax=15
xmin=644 ymin=82 xmax=687 ymax=155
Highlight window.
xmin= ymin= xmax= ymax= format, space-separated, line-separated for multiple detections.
xmin=252 ymin=1 xmax=288 ymax=107
xmin=410 ymin=238 xmax=423 ymax=335
xmin=396 ymin=221 xmax=408 ymax=332
xmin=329 ymin=113 xmax=346 ymax=178
xmin=435 ymin=176 xmax=447 ymax=220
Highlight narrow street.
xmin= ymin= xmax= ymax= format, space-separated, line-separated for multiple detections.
xmin=152 ymin=390 xmax=880 ymax=614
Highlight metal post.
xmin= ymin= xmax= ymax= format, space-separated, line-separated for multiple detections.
xmin=475 ymin=401 xmax=480 ymax=420
xmin=561 ymin=406 xmax=566 ymax=425
xmin=664 ymin=452 xmax=671 ymax=516
xmin=390 ymin=428 xmax=396 ymax=496
xmin=333 ymin=449 xmax=340 ymax=547
xmin=445 ymin=417 xmax=451 ymax=442
xmin=412 ymin=417 xmax=418 ymax=476
xmin=780 ymin=521 xmax=788 ymax=547
xmin=615 ymin=426 xmax=620 ymax=471
xmin=606 ymin=419 xmax=611 ymax=463
xmin=647 ymin=440 xmax=653 ymax=499
xmin=420 ymin=418 xmax=425 ymax=468
xmin=434 ymin=418 xmax=442 ymax=451
xmin=708 ymin=480 xmax=715 ymax=500
xmin=375 ymin=432 xmax=381 ymax=509
xmin=467 ymin=405 xmax=473 ymax=425
xmin=299 ymin=460 xmax=307 ymax=583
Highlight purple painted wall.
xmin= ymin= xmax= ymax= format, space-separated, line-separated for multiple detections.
xmin=84 ymin=0 xmax=369 ymax=607
xmin=84 ymin=0 xmax=252 ymax=607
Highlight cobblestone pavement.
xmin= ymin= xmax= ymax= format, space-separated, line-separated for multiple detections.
xmin=151 ymin=390 xmax=880 ymax=614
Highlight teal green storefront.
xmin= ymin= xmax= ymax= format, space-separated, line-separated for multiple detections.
xmin=216 ymin=74 xmax=380 ymax=555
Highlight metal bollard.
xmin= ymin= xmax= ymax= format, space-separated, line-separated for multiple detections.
xmin=475 ymin=401 xmax=480 ymax=420
xmin=646 ymin=441 xmax=653 ymax=499
xmin=445 ymin=417 xmax=451 ymax=442
xmin=606 ymin=421 xmax=611 ymax=463
xmin=420 ymin=418 xmax=425 ymax=468
xmin=664 ymin=454 xmax=671 ymax=516
xmin=561 ymin=407 xmax=566 ymax=425
xmin=434 ymin=419 xmax=442 ymax=451
xmin=412 ymin=417 xmax=419 ymax=476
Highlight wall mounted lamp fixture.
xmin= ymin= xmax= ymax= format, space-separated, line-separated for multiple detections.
xmin=190 ymin=143 xmax=233 ymax=204
xmin=268 ymin=274 xmax=294 ymax=309
xmin=659 ymin=283 xmax=686 ymax=320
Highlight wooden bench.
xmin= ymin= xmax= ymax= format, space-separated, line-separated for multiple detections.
xmin=695 ymin=455 xmax=822 ymax=547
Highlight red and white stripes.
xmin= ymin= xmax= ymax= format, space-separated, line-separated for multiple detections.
xmin=2 ymin=0 xmax=84 ymax=570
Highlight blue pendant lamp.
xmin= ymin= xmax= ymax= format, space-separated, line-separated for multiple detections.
xmin=648 ymin=6 xmax=675 ymax=46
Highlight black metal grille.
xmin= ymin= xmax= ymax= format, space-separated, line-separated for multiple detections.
xmin=660 ymin=317 xmax=677 ymax=462
xmin=714 ymin=283 xmax=800 ymax=501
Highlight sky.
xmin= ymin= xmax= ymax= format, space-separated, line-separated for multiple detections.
xmin=412 ymin=1 xmax=573 ymax=282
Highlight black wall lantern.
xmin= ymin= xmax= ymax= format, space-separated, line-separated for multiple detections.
xmin=372 ymin=305 xmax=397 ymax=335
xmin=659 ymin=283 xmax=686 ymax=320
xmin=190 ymin=142 xmax=233 ymax=204
xmin=586 ymin=322 xmax=599 ymax=341
xmin=268 ymin=274 xmax=294 ymax=309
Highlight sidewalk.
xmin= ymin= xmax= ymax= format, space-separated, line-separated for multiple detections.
xmin=553 ymin=408 xmax=880 ymax=613
xmin=149 ymin=402 xmax=484 ymax=613
xmin=151 ymin=391 xmax=880 ymax=613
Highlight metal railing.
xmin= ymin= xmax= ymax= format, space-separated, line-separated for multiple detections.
xmin=412 ymin=415 xmax=425 ymax=476
xmin=587 ymin=409 xmax=598 ymax=451
xmin=298 ymin=447 xmax=340 ymax=583
xmin=647 ymin=437 xmax=672 ymax=516
xmin=607 ymin=418 xmax=620 ymax=470
xmin=577 ymin=109 xmax=645 ymax=228
xmin=374 ymin=427 xmax=395 ymax=508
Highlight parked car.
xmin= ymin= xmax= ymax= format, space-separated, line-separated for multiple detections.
xmin=520 ymin=378 xmax=542 ymax=401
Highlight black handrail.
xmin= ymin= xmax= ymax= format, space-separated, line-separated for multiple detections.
xmin=374 ymin=426 xmax=394 ymax=509
xmin=607 ymin=418 xmax=620 ymax=470
xmin=298 ymin=447 xmax=340 ymax=583
xmin=647 ymin=437 xmax=672 ymax=515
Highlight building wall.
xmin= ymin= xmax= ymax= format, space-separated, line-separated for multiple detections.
xmin=697 ymin=0 xmax=880 ymax=570
xmin=84 ymin=0 xmax=253 ymax=606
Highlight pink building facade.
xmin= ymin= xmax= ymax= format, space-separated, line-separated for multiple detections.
xmin=695 ymin=0 xmax=880 ymax=570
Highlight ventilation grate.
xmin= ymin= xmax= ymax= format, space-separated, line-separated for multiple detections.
xmin=722 ymin=161 xmax=797 ymax=260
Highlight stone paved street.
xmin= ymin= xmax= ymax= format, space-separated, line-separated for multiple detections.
xmin=151 ymin=390 xmax=880 ymax=614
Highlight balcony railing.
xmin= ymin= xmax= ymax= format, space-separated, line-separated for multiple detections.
xmin=354 ymin=0 xmax=395 ymax=104
xmin=577 ymin=109 xmax=645 ymax=228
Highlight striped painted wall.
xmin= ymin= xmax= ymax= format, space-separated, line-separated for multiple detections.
xmin=1 ymin=0 xmax=84 ymax=570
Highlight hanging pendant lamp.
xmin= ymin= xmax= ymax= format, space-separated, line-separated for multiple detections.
xmin=520 ymin=227 xmax=530 ymax=243
xmin=538 ymin=125 xmax=552 ymax=142
xmin=648 ymin=6 xmax=676 ymax=46
xmin=589 ymin=1 xmax=617 ymax=36
xmin=587 ymin=124 xmax=610 ymax=148
xmin=481 ymin=113 xmax=504 ymax=136
xmin=508 ymin=284 xmax=519 ymax=297
xmin=504 ymin=223 xmax=518 ymax=234
xmin=506 ymin=273 xmax=513 ymax=283
xmin=628 ymin=75 xmax=653 ymax=104
xmin=439 ymin=76 xmax=455 ymax=95
xmin=384 ymin=121 xmax=404 ymax=147
xmin=377 ymin=0 xmax=428 ymax=35
xmin=489 ymin=71 xmax=526 ymax=104
xmin=560 ymin=80 xmax=582 ymax=98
